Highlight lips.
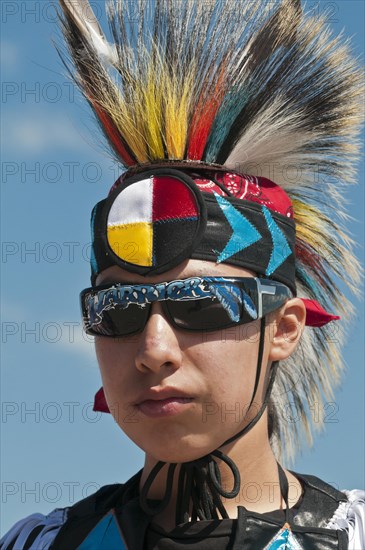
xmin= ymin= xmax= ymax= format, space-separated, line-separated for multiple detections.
xmin=136 ymin=396 xmax=194 ymax=418
xmin=134 ymin=386 xmax=194 ymax=406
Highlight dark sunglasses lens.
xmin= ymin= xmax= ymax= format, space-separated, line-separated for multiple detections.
xmin=168 ymin=298 xmax=245 ymax=330
xmin=85 ymin=303 xmax=149 ymax=336
xmin=81 ymin=278 xmax=287 ymax=335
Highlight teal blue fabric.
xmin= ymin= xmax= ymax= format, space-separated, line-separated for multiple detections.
xmin=214 ymin=192 xmax=261 ymax=262
xmin=262 ymin=206 xmax=291 ymax=276
xmin=77 ymin=512 xmax=126 ymax=550
xmin=265 ymin=525 xmax=303 ymax=549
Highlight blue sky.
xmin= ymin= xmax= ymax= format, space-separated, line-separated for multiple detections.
xmin=1 ymin=0 xmax=364 ymax=533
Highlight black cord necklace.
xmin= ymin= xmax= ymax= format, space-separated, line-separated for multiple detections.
xmin=139 ymin=319 xmax=283 ymax=525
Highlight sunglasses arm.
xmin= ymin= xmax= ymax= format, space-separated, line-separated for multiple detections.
xmin=255 ymin=278 xmax=277 ymax=318
xmin=254 ymin=278 xmax=293 ymax=320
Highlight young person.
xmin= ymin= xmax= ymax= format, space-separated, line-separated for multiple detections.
xmin=1 ymin=0 xmax=364 ymax=548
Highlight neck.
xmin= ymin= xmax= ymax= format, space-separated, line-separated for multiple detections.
xmin=138 ymin=414 xmax=302 ymax=530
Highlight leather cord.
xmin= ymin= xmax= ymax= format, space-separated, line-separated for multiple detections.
xmin=139 ymin=318 xmax=281 ymax=524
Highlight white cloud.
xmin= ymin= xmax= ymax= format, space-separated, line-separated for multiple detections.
xmin=1 ymin=301 xmax=97 ymax=362
xmin=0 ymin=41 xmax=18 ymax=68
xmin=53 ymin=323 xmax=97 ymax=362
xmin=0 ymin=302 xmax=28 ymax=322
xmin=2 ymin=111 xmax=95 ymax=156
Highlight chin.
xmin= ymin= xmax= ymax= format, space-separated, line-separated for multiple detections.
xmin=120 ymin=420 xmax=229 ymax=463
xmin=150 ymin=448 xmax=207 ymax=464
xmin=142 ymin=435 xmax=222 ymax=464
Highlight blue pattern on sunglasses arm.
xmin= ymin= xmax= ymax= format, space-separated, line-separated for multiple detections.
xmin=204 ymin=278 xmax=258 ymax=322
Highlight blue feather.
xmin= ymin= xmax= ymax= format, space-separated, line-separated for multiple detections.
xmin=242 ymin=292 xmax=258 ymax=319
xmin=205 ymin=278 xmax=242 ymax=322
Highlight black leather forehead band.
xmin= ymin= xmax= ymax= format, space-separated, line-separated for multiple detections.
xmin=90 ymin=168 xmax=296 ymax=292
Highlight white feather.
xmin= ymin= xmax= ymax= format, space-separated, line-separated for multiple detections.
xmin=60 ymin=0 xmax=118 ymax=66
xmin=225 ymin=97 xmax=315 ymax=189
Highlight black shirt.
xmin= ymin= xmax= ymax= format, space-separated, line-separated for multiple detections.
xmin=50 ymin=469 xmax=349 ymax=549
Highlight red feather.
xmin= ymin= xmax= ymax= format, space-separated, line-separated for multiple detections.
xmin=187 ymin=64 xmax=227 ymax=160
xmin=91 ymin=100 xmax=136 ymax=166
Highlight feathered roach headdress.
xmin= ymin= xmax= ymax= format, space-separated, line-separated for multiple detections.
xmin=56 ymin=0 xmax=363 ymax=464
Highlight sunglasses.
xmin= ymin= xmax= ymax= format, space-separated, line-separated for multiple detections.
xmin=80 ymin=277 xmax=292 ymax=337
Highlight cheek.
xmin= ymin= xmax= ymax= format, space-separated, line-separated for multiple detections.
xmin=197 ymin=325 xmax=259 ymax=365
xmin=184 ymin=328 xmax=260 ymax=401
xmin=93 ymin=327 xmax=262 ymax=462
xmin=94 ymin=337 xmax=135 ymax=392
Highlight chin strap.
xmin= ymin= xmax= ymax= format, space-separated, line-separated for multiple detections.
xmin=139 ymin=318 xmax=281 ymax=524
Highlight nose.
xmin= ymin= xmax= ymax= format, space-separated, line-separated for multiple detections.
xmin=134 ymin=301 xmax=183 ymax=374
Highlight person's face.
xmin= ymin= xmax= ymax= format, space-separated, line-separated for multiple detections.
xmin=94 ymin=259 xmax=277 ymax=463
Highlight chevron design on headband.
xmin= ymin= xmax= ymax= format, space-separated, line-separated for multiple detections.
xmin=262 ymin=206 xmax=292 ymax=276
xmin=214 ymin=192 xmax=262 ymax=263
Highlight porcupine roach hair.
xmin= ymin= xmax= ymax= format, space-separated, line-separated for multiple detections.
xmin=56 ymin=0 xmax=364 ymax=463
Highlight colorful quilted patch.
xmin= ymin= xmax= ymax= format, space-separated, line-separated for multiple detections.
xmin=77 ymin=511 xmax=127 ymax=549
xmin=264 ymin=523 xmax=303 ymax=550
xmin=106 ymin=174 xmax=201 ymax=269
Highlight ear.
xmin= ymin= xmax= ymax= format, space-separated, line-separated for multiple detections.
xmin=268 ymin=298 xmax=306 ymax=361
